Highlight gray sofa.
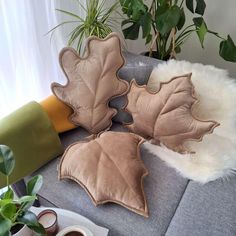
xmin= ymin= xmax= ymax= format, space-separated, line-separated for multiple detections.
xmin=29 ymin=52 xmax=236 ymax=235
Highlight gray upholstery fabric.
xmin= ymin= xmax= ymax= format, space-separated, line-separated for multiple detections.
xmin=165 ymin=178 xmax=236 ymax=236
xmin=110 ymin=52 xmax=162 ymax=124
xmin=35 ymin=124 xmax=188 ymax=236
xmin=30 ymin=52 xmax=236 ymax=235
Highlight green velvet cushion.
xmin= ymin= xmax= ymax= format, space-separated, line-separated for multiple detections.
xmin=0 ymin=101 xmax=63 ymax=187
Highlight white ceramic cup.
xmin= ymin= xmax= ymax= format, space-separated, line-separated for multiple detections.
xmin=12 ymin=225 xmax=33 ymax=236
xmin=56 ymin=225 xmax=93 ymax=236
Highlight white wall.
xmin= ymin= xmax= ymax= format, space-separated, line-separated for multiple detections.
xmin=124 ymin=0 xmax=236 ymax=77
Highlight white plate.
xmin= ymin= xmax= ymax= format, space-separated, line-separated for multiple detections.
xmin=31 ymin=206 xmax=109 ymax=236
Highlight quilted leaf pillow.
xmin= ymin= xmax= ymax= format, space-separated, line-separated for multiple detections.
xmin=143 ymin=60 xmax=236 ymax=183
xmin=58 ymin=131 xmax=149 ymax=217
xmin=51 ymin=33 xmax=129 ymax=134
xmin=124 ymin=74 xmax=219 ymax=153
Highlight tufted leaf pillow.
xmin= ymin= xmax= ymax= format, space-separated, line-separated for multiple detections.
xmin=51 ymin=33 xmax=129 ymax=134
xmin=124 ymin=74 xmax=219 ymax=153
xmin=58 ymin=131 xmax=149 ymax=217
xmin=143 ymin=60 xmax=236 ymax=183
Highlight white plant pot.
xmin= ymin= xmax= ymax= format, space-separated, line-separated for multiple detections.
xmin=12 ymin=225 xmax=33 ymax=236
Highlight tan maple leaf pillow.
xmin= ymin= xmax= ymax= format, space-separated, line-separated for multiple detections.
xmin=51 ymin=33 xmax=129 ymax=134
xmin=124 ymin=74 xmax=219 ymax=153
xmin=58 ymin=131 xmax=149 ymax=217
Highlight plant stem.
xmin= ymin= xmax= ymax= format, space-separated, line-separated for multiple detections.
xmin=208 ymin=30 xmax=226 ymax=41
xmin=170 ymin=28 xmax=176 ymax=58
xmin=149 ymin=0 xmax=155 ymax=13
xmin=180 ymin=0 xmax=184 ymax=7
xmin=149 ymin=32 xmax=159 ymax=57
xmin=176 ymin=24 xmax=195 ymax=41
xmin=7 ymin=175 xmax=9 ymax=190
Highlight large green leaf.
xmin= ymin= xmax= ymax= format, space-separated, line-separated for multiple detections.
xmin=186 ymin=0 xmax=194 ymax=13
xmin=26 ymin=175 xmax=43 ymax=196
xmin=17 ymin=210 xmax=38 ymax=225
xmin=177 ymin=8 xmax=186 ymax=30
xmin=2 ymin=188 xmax=14 ymax=200
xmin=140 ymin=12 xmax=152 ymax=38
xmin=186 ymin=0 xmax=206 ymax=15
xmin=17 ymin=195 xmax=37 ymax=212
xmin=220 ymin=35 xmax=236 ymax=62
xmin=120 ymin=0 xmax=150 ymax=41
xmin=193 ymin=17 xmax=208 ymax=48
xmin=120 ymin=0 xmax=132 ymax=17
xmin=0 ymin=214 xmax=11 ymax=235
xmin=18 ymin=195 xmax=37 ymax=204
xmin=145 ymin=34 xmax=152 ymax=44
xmin=156 ymin=5 xmax=182 ymax=35
xmin=122 ymin=21 xmax=140 ymax=39
xmin=28 ymin=224 xmax=46 ymax=235
xmin=1 ymin=203 xmax=17 ymax=220
xmin=155 ymin=3 xmax=169 ymax=16
xmin=0 ymin=199 xmax=12 ymax=207
xmin=195 ymin=0 xmax=206 ymax=15
xmin=122 ymin=11 xmax=152 ymax=41
xmin=17 ymin=211 xmax=46 ymax=235
xmin=0 ymin=145 xmax=15 ymax=176
xmin=132 ymin=1 xmax=147 ymax=21
xmin=120 ymin=0 xmax=147 ymax=20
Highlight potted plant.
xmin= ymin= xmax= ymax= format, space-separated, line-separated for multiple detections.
xmin=49 ymin=0 xmax=119 ymax=54
xmin=119 ymin=0 xmax=236 ymax=62
xmin=0 ymin=145 xmax=46 ymax=236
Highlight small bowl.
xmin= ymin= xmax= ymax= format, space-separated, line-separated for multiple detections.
xmin=56 ymin=225 xmax=93 ymax=236
xmin=37 ymin=209 xmax=59 ymax=236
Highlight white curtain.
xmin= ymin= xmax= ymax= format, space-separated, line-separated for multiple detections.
xmin=0 ymin=0 xmax=84 ymax=118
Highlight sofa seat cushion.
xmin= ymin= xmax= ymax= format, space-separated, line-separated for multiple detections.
xmin=165 ymin=178 xmax=236 ymax=236
xmin=35 ymin=124 xmax=188 ymax=236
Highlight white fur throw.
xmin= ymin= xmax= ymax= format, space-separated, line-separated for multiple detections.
xmin=144 ymin=59 xmax=236 ymax=183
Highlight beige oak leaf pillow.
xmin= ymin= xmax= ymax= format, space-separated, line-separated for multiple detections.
xmin=58 ymin=131 xmax=149 ymax=217
xmin=51 ymin=33 xmax=129 ymax=134
xmin=124 ymin=74 xmax=219 ymax=153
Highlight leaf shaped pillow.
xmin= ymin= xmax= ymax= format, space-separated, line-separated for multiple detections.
xmin=124 ymin=74 xmax=219 ymax=153
xmin=51 ymin=33 xmax=129 ymax=134
xmin=58 ymin=131 xmax=149 ymax=217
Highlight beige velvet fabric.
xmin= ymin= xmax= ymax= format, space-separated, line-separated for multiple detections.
xmin=51 ymin=33 xmax=129 ymax=134
xmin=124 ymin=74 xmax=219 ymax=153
xmin=58 ymin=131 xmax=149 ymax=217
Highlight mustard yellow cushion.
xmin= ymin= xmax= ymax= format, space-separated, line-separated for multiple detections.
xmin=40 ymin=95 xmax=76 ymax=133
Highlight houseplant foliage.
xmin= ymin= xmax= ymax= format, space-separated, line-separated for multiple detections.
xmin=49 ymin=0 xmax=118 ymax=54
xmin=0 ymin=145 xmax=45 ymax=236
xmin=120 ymin=0 xmax=236 ymax=61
